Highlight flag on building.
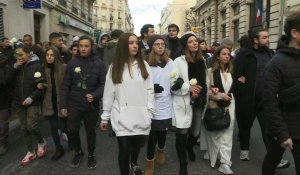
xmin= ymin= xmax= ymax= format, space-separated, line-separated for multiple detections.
xmin=256 ymin=0 xmax=263 ymax=24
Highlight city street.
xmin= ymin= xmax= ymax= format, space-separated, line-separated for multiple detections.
xmin=0 ymin=119 xmax=296 ymax=175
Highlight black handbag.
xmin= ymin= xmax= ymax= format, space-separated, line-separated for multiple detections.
xmin=203 ymin=107 xmax=230 ymax=131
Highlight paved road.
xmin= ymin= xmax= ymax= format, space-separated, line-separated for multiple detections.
xmin=0 ymin=119 xmax=296 ymax=175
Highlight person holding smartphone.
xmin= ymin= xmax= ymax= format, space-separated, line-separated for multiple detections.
xmin=200 ymin=46 xmax=235 ymax=174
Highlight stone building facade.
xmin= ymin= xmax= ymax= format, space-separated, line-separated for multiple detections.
xmin=159 ymin=0 xmax=197 ymax=37
xmin=0 ymin=0 xmax=95 ymax=46
xmin=192 ymin=0 xmax=300 ymax=49
xmin=93 ymin=0 xmax=134 ymax=34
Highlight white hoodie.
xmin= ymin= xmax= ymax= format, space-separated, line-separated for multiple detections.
xmin=101 ymin=60 xmax=155 ymax=136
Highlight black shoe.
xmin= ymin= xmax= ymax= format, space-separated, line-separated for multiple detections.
xmin=186 ymin=146 xmax=195 ymax=162
xmin=130 ymin=163 xmax=143 ymax=175
xmin=51 ymin=146 xmax=64 ymax=161
xmin=88 ymin=155 xmax=96 ymax=170
xmin=276 ymin=159 xmax=290 ymax=169
xmin=0 ymin=145 xmax=8 ymax=155
xmin=179 ymin=164 xmax=188 ymax=175
xmin=71 ymin=150 xmax=84 ymax=168
xmin=186 ymin=135 xmax=196 ymax=161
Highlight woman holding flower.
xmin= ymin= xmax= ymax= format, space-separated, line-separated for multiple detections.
xmin=171 ymin=32 xmax=207 ymax=175
xmin=100 ymin=33 xmax=154 ymax=175
xmin=42 ymin=47 xmax=67 ymax=160
xmin=200 ymin=46 xmax=235 ymax=174
xmin=142 ymin=35 xmax=173 ymax=175
xmin=12 ymin=45 xmax=46 ymax=166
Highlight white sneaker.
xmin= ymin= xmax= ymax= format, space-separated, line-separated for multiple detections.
xmin=203 ymin=151 xmax=209 ymax=160
xmin=61 ymin=132 xmax=68 ymax=142
xmin=218 ymin=163 xmax=233 ymax=175
xmin=240 ymin=150 xmax=249 ymax=161
xmin=37 ymin=140 xmax=47 ymax=158
xmin=276 ymin=159 xmax=290 ymax=169
xmin=21 ymin=152 xmax=36 ymax=166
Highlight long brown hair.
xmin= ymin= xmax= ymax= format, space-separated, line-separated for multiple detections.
xmin=147 ymin=40 xmax=170 ymax=66
xmin=211 ymin=46 xmax=233 ymax=73
xmin=44 ymin=46 xmax=64 ymax=75
xmin=184 ymin=36 xmax=204 ymax=63
xmin=111 ymin=33 xmax=149 ymax=84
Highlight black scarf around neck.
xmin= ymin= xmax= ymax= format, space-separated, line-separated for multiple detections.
xmin=213 ymin=69 xmax=234 ymax=94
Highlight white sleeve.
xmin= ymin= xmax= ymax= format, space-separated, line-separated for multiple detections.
xmin=101 ymin=66 xmax=115 ymax=121
xmin=145 ymin=62 xmax=155 ymax=114
xmin=171 ymin=58 xmax=190 ymax=96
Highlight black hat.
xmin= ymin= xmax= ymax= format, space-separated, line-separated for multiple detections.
xmin=147 ymin=35 xmax=165 ymax=51
xmin=180 ymin=33 xmax=196 ymax=48
xmin=197 ymin=38 xmax=206 ymax=44
xmin=212 ymin=41 xmax=220 ymax=47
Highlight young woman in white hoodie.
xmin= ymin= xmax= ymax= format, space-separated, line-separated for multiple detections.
xmin=143 ymin=35 xmax=173 ymax=175
xmin=100 ymin=33 xmax=154 ymax=175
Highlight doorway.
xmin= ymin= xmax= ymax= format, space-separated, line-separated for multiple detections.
xmin=34 ymin=14 xmax=41 ymax=43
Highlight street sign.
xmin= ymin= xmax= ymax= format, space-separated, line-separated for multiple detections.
xmin=23 ymin=0 xmax=42 ymax=9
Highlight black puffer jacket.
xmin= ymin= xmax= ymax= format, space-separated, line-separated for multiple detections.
xmin=0 ymin=54 xmax=15 ymax=110
xmin=60 ymin=54 xmax=106 ymax=111
xmin=263 ymin=35 xmax=300 ymax=143
xmin=12 ymin=56 xmax=44 ymax=108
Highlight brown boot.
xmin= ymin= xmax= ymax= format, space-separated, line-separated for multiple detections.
xmin=156 ymin=147 xmax=166 ymax=166
xmin=145 ymin=159 xmax=154 ymax=175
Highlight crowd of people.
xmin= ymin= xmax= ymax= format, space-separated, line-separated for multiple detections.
xmin=0 ymin=10 xmax=300 ymax=175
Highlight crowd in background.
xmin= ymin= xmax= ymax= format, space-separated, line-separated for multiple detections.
xmin=0 ymin=10 xmax=300 ymax=175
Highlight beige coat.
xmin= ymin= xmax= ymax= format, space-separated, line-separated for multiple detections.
xmin=42 ymin=65 xmax=66 ymax=117
xmin=200 ymin=68 xmax=235 ymax=167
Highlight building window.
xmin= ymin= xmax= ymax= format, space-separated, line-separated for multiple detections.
xmin=233 ymin=4 xmax=240 ymax=16
xmin=0 ymin=8 xmax=4 ymax=40
xmin=221 ymin=10 xmax=226 ymax=21
xmin=221 ymin=25 xmax=226 ymax=38
xmin=81 ymin=0 xmax=85 ymax=11
xmin=110 ymin=0 xmax=113 ymax=6
xmin=233 ymin=20 xmax=239 ymax=49
xmin=118 ymin=12 xmax=121 ymax=19
xmin=118 ymin=24 xmax=121 ymax=29
xmin=110 ymin=22 xmax=113 ymax=31
xmin=59 ymin=0 xmax=67 ymax=7
xmin=118 ymin=0 xmax=121 ymax=8
xmin=110 ymin=13 xmax=114 ymax=21
xmin=93 ymin=8 xmax=98 ymax=16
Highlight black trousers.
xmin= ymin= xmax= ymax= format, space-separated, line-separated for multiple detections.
xmin=67 ymin=108 xmax=98 ymax=155
xmin=146 ymin=130 xmax=167 ymax=160
xmin=48 ymin=115 xmax=67 ymax=149
xmin=117 ymin=135 xmax=146 ymax=175
xmin=262 ymin=136 xmax=300 ymax=175
xmin=0 ymin=109 xmax=10 ymax=146
xmin=236 ymin=102 xmax=268 ymax=150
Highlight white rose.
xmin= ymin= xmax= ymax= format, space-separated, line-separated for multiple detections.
xmin=169 ymin=71 xmax=177 ymax=78
xmin=74 ymin=67 xmax=81 ymax=73
xmin=189 ymin=78 xmax=198 ymax=86
xmin=34 ymin=72 xmax=42 ymax=78
xmin=10 ymin=37 xmax=17 ymax=43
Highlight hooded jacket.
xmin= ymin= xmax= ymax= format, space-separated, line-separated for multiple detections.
xmin=103 ymin=38 xmax=118 ymax=68
xmin=0 ymin=54 xmax=15 ymax=110
xmin=93 ymin=33 xmax=109 ymax=59
xmin=12 ymin=55 xmax=44 ymax=108
xmin=263 ymin=35 xmax=300 ymax=143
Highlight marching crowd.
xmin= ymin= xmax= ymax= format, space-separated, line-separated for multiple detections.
xmin=0 ymin=10 xmax=300 ymax=175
